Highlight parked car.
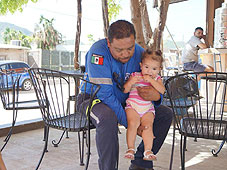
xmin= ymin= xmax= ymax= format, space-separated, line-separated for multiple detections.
xmin=0 ymin=61 xmax=32 ymax=91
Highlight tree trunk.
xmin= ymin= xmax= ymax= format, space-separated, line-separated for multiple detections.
xmin=139 ymin=0 xmax=153 ymax=49
xmin=102 ymin=0 xmax=109 ymax=38
xmin=130 ymin=0 xmax=146 ymax=49
xmin=74 ymin=0 xmax=82 ymax=69
xmin=152 ymin=0 xmax=170 ymax=51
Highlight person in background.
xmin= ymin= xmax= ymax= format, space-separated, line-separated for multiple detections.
xmin=80 ymin=20 xmax=172 ymax=170
xmin=182 ymin=27 xmax=214 ymax=72
xmin=123 ymin=50 xmax=165 ymax=162
xmin=0 ymin=152 xmax=6 ymax=170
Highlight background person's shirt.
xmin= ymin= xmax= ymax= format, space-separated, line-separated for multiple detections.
xmin=181 ymin=35 xmax=202 ymax=63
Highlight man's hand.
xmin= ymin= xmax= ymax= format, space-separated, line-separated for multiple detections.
xmin=137 ymin=125 xmax=148 ymax=137
xmin=200 ymin=34 xmax=209 ymax=48
xmin=137 ymin=86 xmax=160 ymax=101
xmin=202 ymin=34 xmax=206 ymax=40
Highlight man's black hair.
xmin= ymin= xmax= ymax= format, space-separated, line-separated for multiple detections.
xmin=107 ymin=20 xmax=136 ymax=43
xmin=195 ymin=27 xmax=203 ymax=32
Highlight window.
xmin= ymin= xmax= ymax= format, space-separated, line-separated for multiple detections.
xmin=10 ymin=63 xmax=29 ymax=69
xmin=0 ymin=64 xmax=10 ymax=71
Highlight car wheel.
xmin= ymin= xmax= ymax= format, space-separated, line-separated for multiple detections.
xmin=22 ymin=79 xmax=32 ymax=91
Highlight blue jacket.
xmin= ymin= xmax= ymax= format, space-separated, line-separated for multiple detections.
xmin=81 ymin=39 xmax=162 ymax=127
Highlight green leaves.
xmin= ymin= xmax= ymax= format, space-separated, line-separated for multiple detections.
xmin=33 ymin=15 xmax=63 ymax=50
xmin=2 ymin=27 xmax=32 ymax=48
xmin=108 ymin=0 xmax=121 ymax=22
xmin=0 ymin=0 xmax=38 ymax=15
xmin=87 ymin=34 xmax=95 ymax=44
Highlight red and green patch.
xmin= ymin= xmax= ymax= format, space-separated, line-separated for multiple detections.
xmin=91 ymin=54 xmax=104 ymax=65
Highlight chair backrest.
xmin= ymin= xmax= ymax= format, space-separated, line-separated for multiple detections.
xmin=0 ymin=71 xmax=20 ymax=110
xmin=28 ymin=68 xmax=100 ymax=131
xmin=165 ymin=72 xmax=227 ymax=140
xmin=0 ymin=70 xmax=40 ymax=110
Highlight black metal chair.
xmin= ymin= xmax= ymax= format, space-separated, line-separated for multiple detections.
xmin=0 ymin=71 xmax=40 ymax=152
xmin=201 ymin=73 xmax=227 ymax=157
xmin=203 ymin=51 xmax=227 ymax=157
xmin=165 ymin=72 xmax=227 ymax=170
xmin=28 ymin=68 xmax=100 ymax=170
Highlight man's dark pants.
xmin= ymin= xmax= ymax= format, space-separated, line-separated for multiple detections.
xmin=80 ymin=97 xmax=173 ymax=170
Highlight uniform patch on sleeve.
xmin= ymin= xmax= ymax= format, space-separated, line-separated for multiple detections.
xmin=91 ymin=54 xmax=104 ymax=65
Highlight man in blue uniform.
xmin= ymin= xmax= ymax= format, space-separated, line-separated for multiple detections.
xmin=81 ymin=20 xmax=172 ymax=170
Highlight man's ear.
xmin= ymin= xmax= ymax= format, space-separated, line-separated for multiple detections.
xmin=139 ymin=62 xmax=142 ymax=68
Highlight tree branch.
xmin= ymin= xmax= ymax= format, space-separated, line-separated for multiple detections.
xmin=74 ymin=0 xmax=82 ymax=69
xmin=101 ymin=0 xmax=109 ymax=38
xmin=139 ymin=0 xmax=153 ymax=49
xmin=152 ymin=0 xmax=170 ymax=51
xmin=130 ymin=0 xmax=146 ymax=48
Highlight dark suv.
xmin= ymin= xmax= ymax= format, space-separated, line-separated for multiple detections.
xmin=0 ymin=61 xmax=32 ymax=91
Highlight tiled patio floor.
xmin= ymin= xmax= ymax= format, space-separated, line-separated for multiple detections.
xmin=0 ymin=126 xmax=227 ymax=170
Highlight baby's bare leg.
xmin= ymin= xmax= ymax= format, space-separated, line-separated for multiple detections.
xmin=0 ymin=152 xmax=6 ymax=170
xmin=126 ymin=108 xmax=140 ymax=149
xmin=141 ymin=112 xmax=155 ymax=152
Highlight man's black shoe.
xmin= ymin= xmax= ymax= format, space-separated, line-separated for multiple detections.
xmin=128 ymin=163 xmax=154 ymax=170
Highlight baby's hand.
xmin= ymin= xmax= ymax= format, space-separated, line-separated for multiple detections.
xmin=143 ymin=75 xmax=153 ymax=83
xmin=128 ymin=75 xmax=142 ymax=85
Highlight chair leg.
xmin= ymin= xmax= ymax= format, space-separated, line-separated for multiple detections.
xmin=42 ymin=125 xmax=49 ymax=152
xmin=36 ymin=126 xmax=49 ymax=170
xmin=194 ymin=137 xmax=197 ymax=142
xmin=51 ymin=131 xmax=66 ymax=147
xmin=78 ymin=131 xmax=85 ymax=166
xmin=66 ymin=131 xmax=69 ymax=138
xmin=212 ymin=140 xmax=226 ymax=157
xmin=180 ymin=135 xmax=183 ymax=169
xmin=1 ymin=110 xmax=18 ymax=152
xmin=43 ymin=125 xmax=46 ymax=141
xmin=182 ymin=136 xmax=187 ymax=170
xmin=84 ymin=129 xmax=91 ymax=170
xmin=180 ymin=135 xmax=187 ymax=170
xmin=185 ymin=138 xmax=188 ymax=151
xmin=169 ymin=122 xmax=176 ymax=170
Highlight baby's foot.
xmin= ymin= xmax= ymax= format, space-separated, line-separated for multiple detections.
xmin=124 ymin=148 xmax=135 ymax=160
xmin=143 ymin=150 xmax=157 ymax=161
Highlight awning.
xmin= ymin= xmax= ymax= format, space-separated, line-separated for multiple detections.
xmin=153 ymin=0 xmax=189 ymax=8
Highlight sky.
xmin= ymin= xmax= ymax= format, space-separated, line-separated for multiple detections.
xmin=0 ymin=0 xmax=207 ymax=44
